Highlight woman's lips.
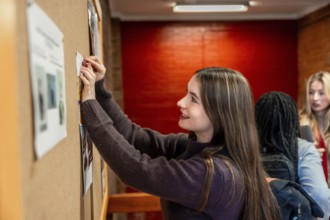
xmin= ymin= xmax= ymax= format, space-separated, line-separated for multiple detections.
xmin=312 ymin=103 xmax=320 ymax=108
xmin=180 ymin=113 xmax=189 ymax=120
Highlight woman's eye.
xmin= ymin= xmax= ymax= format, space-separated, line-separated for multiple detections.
xmin=191 ymin=97 xmax=197 ymax=103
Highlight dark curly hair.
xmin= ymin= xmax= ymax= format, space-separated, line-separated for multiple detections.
xmin=255 ymin=91 xmax=299 ymax=183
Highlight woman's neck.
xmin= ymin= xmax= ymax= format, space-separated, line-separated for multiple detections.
xmin=315 ymin=112 xmax=326 ymax=133
xmin=196 ymin=134 xmax=212 ymax=143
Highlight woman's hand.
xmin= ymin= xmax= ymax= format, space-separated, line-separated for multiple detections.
xmin=83 ymin=56 xmax=106 ymax=81
xmin=313 ymin=141 xmax=325 ymax=158
xmin=317 ymin=148 xmax=325 ymax=158
xmin=80 ymin=63 xmax=96 ymax=102
xmin=266 ymin=177 xmax=277 ymax=183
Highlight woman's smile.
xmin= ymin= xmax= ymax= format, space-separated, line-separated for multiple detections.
xmin=180 ymin=112 xmax=189 ymax=120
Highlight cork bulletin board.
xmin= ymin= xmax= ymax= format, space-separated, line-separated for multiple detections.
xmin=6 ymin=0 xmax=107 ymax=219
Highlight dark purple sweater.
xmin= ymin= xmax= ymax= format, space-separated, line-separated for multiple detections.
xmin=81 ymin=80 xmax=244 ymax=219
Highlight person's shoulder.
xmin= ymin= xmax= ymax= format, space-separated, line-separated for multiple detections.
xmin=213 ymin=157 xmax=244 ymax=191
xmin=298 ymin=138 xmax=313 ymax=148
xmin=297 ymin=138 xmax=318 ymax=158
xmin=171 ymin=132 xmax=189 ymax=143
xmin=213 ymin=157 xmax=242 ymax=178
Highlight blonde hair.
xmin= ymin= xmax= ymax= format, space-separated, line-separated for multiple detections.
xmin=300 ymin=71 xmax=330 ymax=146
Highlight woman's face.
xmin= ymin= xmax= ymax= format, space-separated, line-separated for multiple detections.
xmin=177 ymin=75 xmax=213 ymax=143
xmin=309 ymin=80 xmax=330 ymax=115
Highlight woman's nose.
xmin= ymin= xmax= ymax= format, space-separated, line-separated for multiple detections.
xmin=177 ymin=97 xmax=185 ymax=108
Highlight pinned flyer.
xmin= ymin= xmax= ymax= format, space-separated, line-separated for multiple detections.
xmin=27 ymin=1 xmax=67 ymax=158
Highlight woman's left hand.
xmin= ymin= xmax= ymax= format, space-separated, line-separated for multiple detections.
xmin=266 ymin=177 xmax=277 ymax=183
xmin=80 ymin=63 xmax=96 ymax=102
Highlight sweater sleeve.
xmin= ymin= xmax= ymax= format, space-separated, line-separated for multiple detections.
xmin=94 ymin=80 xmax=187 ymax=159
xmin=80 ymin=99 xmax=220 ymax=209
xmin=298 ymin=138 xmax=330 ymax=220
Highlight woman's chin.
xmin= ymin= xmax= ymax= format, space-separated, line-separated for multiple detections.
xmin=178 ymin=121 xmax=189 ymax=131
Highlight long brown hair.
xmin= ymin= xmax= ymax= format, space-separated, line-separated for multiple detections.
xmin=194 ymin=67 xmax=280 ymax=220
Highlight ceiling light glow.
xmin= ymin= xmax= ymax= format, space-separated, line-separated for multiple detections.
xmin=173 ymin=4 xmax=248 ymax=12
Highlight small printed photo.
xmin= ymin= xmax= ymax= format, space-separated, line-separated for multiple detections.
xmin=87 ymin=0 xmax=99 ymax=56
xmin=57 ymin=70 xmax=65 ymax=125
xmin=80 ymin=125 xmax=93 ymax=195
xmin=80 ymin=125 xmax=93 ymax=171
xmin=79 ymin=125 xmax=87 ymax=151
xmin=87 ymin=136 xmax=93 ymax=163
xmin=47 ymin=73 xmax=57 ymax=109
xmin=101 ymin=159 xmax=105 ymax=198
xmin=58 ymin=100 xmax=64 ymax=125
xmin=35 ymin=64 xmax=48 ymax=132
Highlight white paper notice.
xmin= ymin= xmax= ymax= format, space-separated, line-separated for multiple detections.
xmin=76 ymin=52 xmax=84 ymax=76
xmin=76 ymin=51 xmax=93 ymax=196
xmin=27 ymin=1 xmax=67 ymax=158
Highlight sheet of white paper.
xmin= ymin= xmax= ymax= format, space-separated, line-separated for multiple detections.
xmin=76 ymin=51 xmax=84 ymax=126
xmin=76 ymin=52 xmax=93 ymax=196
xmin=27 ymin=1 xmax=67 ymax=158
xmin=76 ymin=52 xmax=84 ymax=76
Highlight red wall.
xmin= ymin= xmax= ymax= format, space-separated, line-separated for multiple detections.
xmin=121 ymin=21 xmax=298 ymax=134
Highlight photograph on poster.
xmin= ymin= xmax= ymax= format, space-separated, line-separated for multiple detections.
xmin=47 ymin=74 xmax=57 ymax=109
xmin=57 ymin=70 xmax=65 ymax=125
xmin=87 ymin=0 xmax=101 ymax=57
xmin=79 ymin=124 xmax=93 ymax=196
xmin=101 ymin=159 xmax=106 ymax=199
xmin=35 ymin=64 xmax=48 ymax=132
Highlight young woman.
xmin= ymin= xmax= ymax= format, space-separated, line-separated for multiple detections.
xmin=79 ymin=56 xmax=280 ymax=220
xmin=300 ymin=71 xmax=330 ymax=186
xmin=255 ymin=91 xmax=330 ymax=219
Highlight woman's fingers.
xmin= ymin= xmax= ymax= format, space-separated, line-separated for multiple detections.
xmin=266 ymin=177 xmax=277 ymax=183
xmin=86 ymin=56 xmax=99 ymax=62
xmin=79 ymin=73 xmax=89 ymax=85
xmin=82 ymin=56 xmax=106 ymax=82
xmin=79 ymin=69 xmax=96 ymax=102
xmin=84 ymin=57 xmax=106 ymax=74
xmin=317 ymin=148 xmax=325 ymax=158
xmin=86 ymin=62 xmax=93 ymax=71
xmin=81 ymin=66 xmax=96 ymax=80
xmin=85 ymin=57 xmax=102 ymax=69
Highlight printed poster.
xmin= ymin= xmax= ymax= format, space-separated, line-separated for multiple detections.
xmin=27 ymin=1 xmax=67 ymax=158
